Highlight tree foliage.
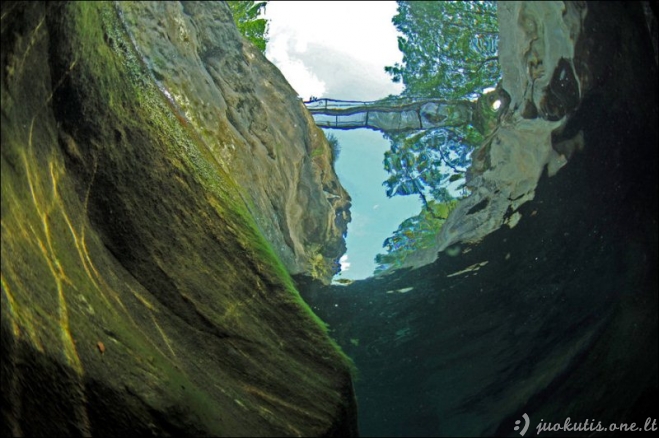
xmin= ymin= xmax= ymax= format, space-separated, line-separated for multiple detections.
xmin=385 ymin=1 xmax=499 ymax=100
xmin=383 ymin=124 xmax=481 ymax=204
xmin=376 ymin=1 xmax=500 ymax=274
xmin=381 ymin=0 xmax=500 ymax=205
xmin=375 ymin=199 xmax=458 ymax=274
xmin=227 ymin=1 xmax=269 ymax=54
xmin=325 ymin=132 xmax=341 ymax=163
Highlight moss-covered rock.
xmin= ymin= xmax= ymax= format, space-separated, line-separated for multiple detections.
xmin=115 ymin=1 xmax=351 ymax=281
xmin=1 ymin=2 xmax=356 ymax=436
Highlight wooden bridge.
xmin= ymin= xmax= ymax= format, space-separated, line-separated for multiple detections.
xmin=304 ymin=97 xmax=475 ymax=133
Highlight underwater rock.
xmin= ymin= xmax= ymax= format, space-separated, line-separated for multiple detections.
xmin=1 ymin=2 xmax=356 ymax=436
xmin=432 ymin=2 xmax=589 ymax=257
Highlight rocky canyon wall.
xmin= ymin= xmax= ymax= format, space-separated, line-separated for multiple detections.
xmin=1 ymin=2 xmax=356 ymax=436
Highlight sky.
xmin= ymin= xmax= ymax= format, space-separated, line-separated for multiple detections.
xmin=265 ymin=1 xmax=403 ymax=100
xmin=264 ymin=2 xmax=422 ymax=280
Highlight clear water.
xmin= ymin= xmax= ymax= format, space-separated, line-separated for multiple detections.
xmin=330 ymin=129 xmax=421 ymax=281
xmin=271 ymin=2 xmax=658 ymax=437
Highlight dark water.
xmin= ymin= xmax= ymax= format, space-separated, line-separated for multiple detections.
xmin=297 ymin=3 xmax=658 ymax=436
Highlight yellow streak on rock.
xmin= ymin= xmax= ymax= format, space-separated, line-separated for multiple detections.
xmin=151 ymin=314 xmax=178 ymax=359
xmin=14 ymin=15 xmax=46 ymax=79
xmin=20 ymin=121 xmax=93 ymax=433
xmin=1 ymin=275 xmax=24 ymax=339
xmin=23 ymin=150 xmax=82 ymax=374
xmin=0 ymin=258 xmax=45 ymax=352
xmin=243 ymin=383 xmax=325 ymax=436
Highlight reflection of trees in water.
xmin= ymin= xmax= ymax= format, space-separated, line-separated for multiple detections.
xmin=385 ymin=1 xmax=500 ymax=101
xmin=377 ymin=0 xmax=501 ymax=273
xmin=228 ymin=0 xmax=502 ymax=274
xmin=375 ymin=199 xmax=458 ymax=275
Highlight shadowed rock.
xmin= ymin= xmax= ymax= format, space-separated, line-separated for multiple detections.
xmin=1 ymin=2 xmax=356 ymax=436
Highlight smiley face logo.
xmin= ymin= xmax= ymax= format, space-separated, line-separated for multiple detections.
xmin=514 ymin=413 xmax=530 ymax=436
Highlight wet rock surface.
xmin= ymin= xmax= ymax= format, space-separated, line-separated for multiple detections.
xmin=1 ymin=2 xmax=356 ymax=436
xmin=117 ymin=1 xmax=350 ymax=280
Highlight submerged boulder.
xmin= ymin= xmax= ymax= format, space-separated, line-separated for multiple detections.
xmin=1 ymin=1 xmax=356 ymax=436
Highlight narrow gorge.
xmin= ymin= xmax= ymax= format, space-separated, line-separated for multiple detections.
xmin=2 ymin=1 xmax=656 ymax=436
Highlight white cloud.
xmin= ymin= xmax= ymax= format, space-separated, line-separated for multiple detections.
xmin=339 ymin=254 xmax=351 ymax=271
xmin=264 ymin=1 xmax=403 ymax=100
xmin=265 ymin=30 xmax=326 ymax=98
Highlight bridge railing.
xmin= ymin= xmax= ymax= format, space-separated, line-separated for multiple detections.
xmin=303 ymin=97 xmax=474 ymax=132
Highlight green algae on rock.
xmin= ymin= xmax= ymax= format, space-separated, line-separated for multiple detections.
xmin=116 ymin=1 xmax=351 ymax=282
xmin=1 ymin=1 xmax=356 ymax=436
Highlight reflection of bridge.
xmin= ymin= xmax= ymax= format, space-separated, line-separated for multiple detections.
xmin=304 ymin=98 xmax=475 ymax=133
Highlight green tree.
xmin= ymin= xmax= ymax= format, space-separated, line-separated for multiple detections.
xmin=325 ymin=132 xmax=341 ymax=163
xmin=382 ymin=0 xmax=501 ymax=205
xmin=385 ymin=1 xmax=499 ymax=100
xmin=382 ymin=123 xmax=482 ymax=204
xmin=227 ymin=1 xmax=269 ymax=54
xmin=374 ymin=1 xmax=501 ymax=274
xmin=375 ymin=199 xmax=458 ymax=274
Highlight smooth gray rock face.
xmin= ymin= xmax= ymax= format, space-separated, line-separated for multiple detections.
xmin=117 ymin=1 xmax=351 ymax=281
